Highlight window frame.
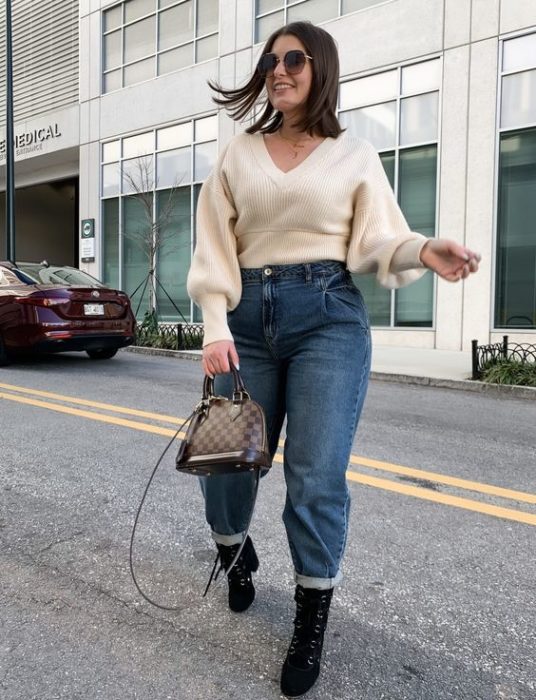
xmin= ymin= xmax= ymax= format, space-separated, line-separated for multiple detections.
xmin=337 ymin=57 xmax=442 ymax=330
xmin=253 ymin=0 xmax=396 ymax=44
xmin=492 ymin=29 xmax=536 ymax=333
xmin=99 ymin=114 xmax=218 ymax=321
xmin=101 ymin=0 xmax=220 ymax=94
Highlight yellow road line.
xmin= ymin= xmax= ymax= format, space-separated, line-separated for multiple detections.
xmin=0 ymin=391 xmax=181 ymax=438
xmin=0 ymin=381 xmax=183 ymax=424
xmin=2 ymin=384 xmax=535 ymax=527
xmin=348 ymin=455 xmax=536 ymax=505
xmin=345 ymin=471 xmax=536 ymax=527
xmin=3 ymin=380 xmax=534 ymax=505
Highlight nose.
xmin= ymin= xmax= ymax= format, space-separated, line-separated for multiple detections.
xmin=273 ymin=57 xmax=287 ymax=78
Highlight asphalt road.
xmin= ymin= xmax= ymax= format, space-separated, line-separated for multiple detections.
xmin=1 ymin=350 xmax=535 ymax=700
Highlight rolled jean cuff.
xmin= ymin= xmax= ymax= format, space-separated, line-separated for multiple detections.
xmin=211 ymin=531 xmax=245 ymax=546
xmin=295 ymin=570 xmax=342 ymax=590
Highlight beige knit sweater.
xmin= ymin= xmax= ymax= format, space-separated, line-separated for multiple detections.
xmin=187 ymin=131 xmax=428 ymax=346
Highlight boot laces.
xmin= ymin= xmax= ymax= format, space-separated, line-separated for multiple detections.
xmin=288 ymin=591 xmax=331 ymax=666
xmin=217 ymin=543 xmax=252 ymax=586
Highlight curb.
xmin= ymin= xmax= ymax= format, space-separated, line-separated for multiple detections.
xmin=369 ymin=371 xmax=536 ymax=400
xmin=122 ymin=346 xmax=536 ymax=400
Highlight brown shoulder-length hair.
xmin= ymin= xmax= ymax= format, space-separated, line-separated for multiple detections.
xmin=208 ymin=21 xmax=342 ymax=138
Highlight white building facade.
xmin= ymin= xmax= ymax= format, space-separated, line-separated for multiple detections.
xmin=1 ymin=0 xmax=535 ymax=350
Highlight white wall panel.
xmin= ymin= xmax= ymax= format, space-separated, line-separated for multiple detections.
xmin=463 ymin=38 xmax=498 ymax=347
xmin=471 ymin=0 xmax=499 ymax=42
xmin=444 ymin=0 xmax=471 ymax=48
xmin=98 ymin=61 xmax=218 ymax=139
xmin=330 ymin=0 xmax=443 ymax=77
xmin=436 ymin=46 xmax=469 ymax=350
xmin=500 ymin=0 xmax=536 ymax=36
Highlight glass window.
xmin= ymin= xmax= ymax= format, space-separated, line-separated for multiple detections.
xmin=101 ymin=118 xmax=217 ymax=322
xmin=103 ymin=198 xmax=120 ymax=289
xmin=156 ymin=147 xmax=192 ymax=188
xmin=104 ymin=30 xmax=122 ymax=70
xmin=157 ymin=122 xmax=193 ymax=150
xmin=104 ymin=6 xmax=122 ymax=31
xmin=342 ymin=0 xmax=388 ymax=13
xmin=125 ymin=55 xmax=153 ymax=84
xmin=495 ymin=129 xmax=536 ymax=328
xmin=287 ymin=0 xmax=338 ymax=24
xmin=341 ymin=60 xmax=440 ymax=328
xmin=124 ymin=16 xmax=155 ymax=63
xmin=194 ymin=141 xmax=217 ymax=180
xmin=400 ymin=92 xmax=438 ymax=145
xmin=258 ymin=0 xmax=281 ymax=13
xmin=339 ymin=102 xmax=397 ymax=150
xmin=401 ymin=59 xmax=441 ymax=96
xmin=501 ymin=70 xmax=536 ymax=129
xmin=156 ymin=187 xmax=192 ymax=319
xmin=196 ymin=34 xmax=218 ymax=62
xmin=158 ymin=44 xmax=193 ymax=73
xmin=104 ymin=69 xmax=122 ymax=92
xmin=102 ymin=140 xmax=121 ymax=163
xmin=103 ymin=0 xmax=219 ymax=91
xmin=394 ymin=146 xmax=436 ymax=326
xmin=197 ymin=0 xmax=219 ymax=35
xmin=102 ymin=163 xmax=120 ymax=197
xmin=353 ymin=153 xmax=394 ymax=326
xmin=195 ymin=115 xmax=218 ymax=142
xmin=123 ymin=195 xmax=151 ymax=315
xmin=123 ymin=132 xmax=154 ymax=158
xmin=256 ymin=10 xmax=284 ymax=43
xmin=339 ymin=71 xmax=398 ymax=110
xmin=158 ymin=3 xmax=193 ymax=51
xmin=503 ymin=33 xmax=536 ymax=73
xmin=122 ymin=156 xmax=154 ymax=194
xmin=125 ymin=0 xmax=155 ymax=23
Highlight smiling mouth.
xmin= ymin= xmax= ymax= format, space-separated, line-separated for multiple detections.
xmin=273 ymin=84 xmax=294 ymax=91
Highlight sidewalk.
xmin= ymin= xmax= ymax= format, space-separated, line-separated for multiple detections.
xmin=125 ymin=344 xmax=536 ymax=399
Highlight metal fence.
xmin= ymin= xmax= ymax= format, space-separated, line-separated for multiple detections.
xmin=471 ymin=335 xmax=536 ymax=379
xmin=135 ymin=322 xmax=204 ymax=351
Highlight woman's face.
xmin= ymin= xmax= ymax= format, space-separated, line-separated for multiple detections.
xmin=265 ymin=34 xmax=313 ymax=121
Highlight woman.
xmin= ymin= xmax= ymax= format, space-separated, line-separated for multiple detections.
xmin=187 ymin=21 xmax=479 ymax=698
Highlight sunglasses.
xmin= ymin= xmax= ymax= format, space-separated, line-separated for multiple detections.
xmin=257 ymin=50 xmax=313 ymax=78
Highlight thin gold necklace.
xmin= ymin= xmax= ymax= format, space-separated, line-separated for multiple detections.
xmin=278 ymin=129 xmax=314 ymax=159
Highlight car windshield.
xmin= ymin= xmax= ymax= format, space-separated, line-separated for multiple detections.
xmin=17 ymin=263 xmax=106 ymax=288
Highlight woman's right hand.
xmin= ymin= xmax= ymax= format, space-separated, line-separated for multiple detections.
xmin=202 ymin=340 xmax=240 ymax=377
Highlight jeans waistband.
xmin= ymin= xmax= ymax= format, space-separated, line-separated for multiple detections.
xmin=240 ymin=260 xmax=347 ymax=282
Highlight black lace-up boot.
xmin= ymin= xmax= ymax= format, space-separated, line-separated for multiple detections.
xmin=280 ymin=585 xmax=334 ymax=697
xmin=213 ymin=536 xmax=259 ymax=612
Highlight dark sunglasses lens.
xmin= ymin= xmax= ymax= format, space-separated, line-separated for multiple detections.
xmin=285 ymin=50 xmax=306 ymax=73
xmin=258 ymin=53 xmax=277 ymax=76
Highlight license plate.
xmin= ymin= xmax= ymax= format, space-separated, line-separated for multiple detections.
xmin=84 ymin=303 xmax=104 ymax=316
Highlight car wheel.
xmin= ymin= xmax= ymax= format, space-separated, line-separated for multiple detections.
xmin=86 ymin=348 xmax=118 ymax=360
xmin=0 ymin=334 xmax=10 ymax=366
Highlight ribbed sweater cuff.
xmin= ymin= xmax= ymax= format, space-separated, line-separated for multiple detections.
xmin=392 ymin=236 xmax=429 ymax=271
xmin=198 ymin=294 xmax=234 ymax=347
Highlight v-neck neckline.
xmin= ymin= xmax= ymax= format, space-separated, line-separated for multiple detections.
xmin=251 ymin=131 xmax=340 ymax=184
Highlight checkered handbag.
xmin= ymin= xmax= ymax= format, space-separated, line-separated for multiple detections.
xmin=175 ymin=367 xmax=271 ymax=476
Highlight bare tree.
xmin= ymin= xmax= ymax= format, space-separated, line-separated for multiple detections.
xmin=122 ymin=156 xmax=185 ymax=315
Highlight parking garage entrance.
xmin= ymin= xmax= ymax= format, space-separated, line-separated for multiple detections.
xmin=0 ymin=177 xmax=78 ymax=266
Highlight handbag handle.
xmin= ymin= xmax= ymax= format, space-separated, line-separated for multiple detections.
xmin=202 ymin=364 xmax=248 ymax=401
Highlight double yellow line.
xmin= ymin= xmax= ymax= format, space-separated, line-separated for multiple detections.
xmin=1 ymin=380 xmax=535 ymax=527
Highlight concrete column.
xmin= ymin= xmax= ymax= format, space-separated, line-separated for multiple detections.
xmin=462 ymin=38 xmax=499 ymax=348
xmin=436 ymin=45 xmax=470 ymax=350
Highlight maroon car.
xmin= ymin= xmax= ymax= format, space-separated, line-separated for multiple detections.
xmin=0 ymin=261 xmax=135 ymax=365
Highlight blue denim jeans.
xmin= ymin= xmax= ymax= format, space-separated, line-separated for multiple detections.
xmin=200 ymin=261 xmax=371 ymax=589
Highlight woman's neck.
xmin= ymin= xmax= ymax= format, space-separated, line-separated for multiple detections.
xmin=279 ymin=119 xmax=316 ymax=142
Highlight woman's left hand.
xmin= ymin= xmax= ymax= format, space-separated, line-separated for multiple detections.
xmin=419 ymin=239 xmax=481 ymax=282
